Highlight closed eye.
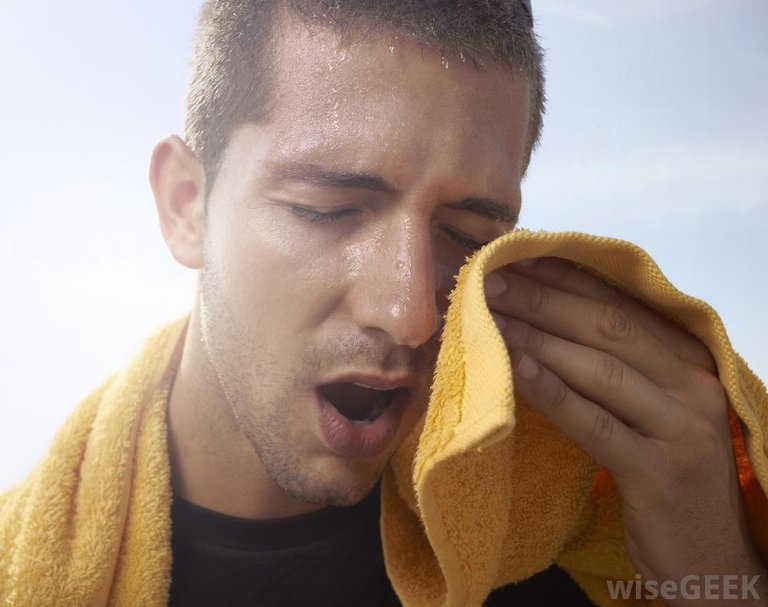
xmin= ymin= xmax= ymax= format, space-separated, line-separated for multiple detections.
xmin=290 ymin=205 xmax=488 ymax=251
xmin=290 ymin=206 xmax=361 ymax=224
xmin=441 ymin=227 xmax=486 ymax=251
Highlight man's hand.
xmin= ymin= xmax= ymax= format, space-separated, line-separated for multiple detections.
xmin=484 ymin=257 xmax=767 ymax=606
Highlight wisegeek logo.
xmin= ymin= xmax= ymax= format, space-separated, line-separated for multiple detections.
xmin=606 ymin=574 xmax=761 ymax=602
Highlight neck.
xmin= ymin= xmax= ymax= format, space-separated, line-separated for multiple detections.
xmin=166 ymin=306 xmax=326 ymax=520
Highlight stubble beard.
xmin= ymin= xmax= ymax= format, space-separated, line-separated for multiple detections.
xmin=197 ymin=266 xmax=393 ymax=508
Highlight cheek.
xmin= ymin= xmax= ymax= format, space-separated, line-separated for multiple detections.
xmin=208 ymin=208 xmax=350 ymax=322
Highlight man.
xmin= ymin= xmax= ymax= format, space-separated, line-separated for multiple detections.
xmin=3 ymin=0 xmax=767 ymax=605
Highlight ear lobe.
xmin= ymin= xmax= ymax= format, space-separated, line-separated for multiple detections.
xmin=149 ymin=135 xmax=206 ymax=269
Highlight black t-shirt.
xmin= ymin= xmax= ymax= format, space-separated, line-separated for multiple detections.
xmin=168 ymin=483 xmax=595 ymax=606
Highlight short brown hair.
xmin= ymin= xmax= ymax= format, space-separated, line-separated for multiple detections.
xmin=185 ymin=0 xmax=546 ymax=194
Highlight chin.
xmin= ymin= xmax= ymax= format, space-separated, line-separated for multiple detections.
xmin=277 ymin=455 xmax=388 ymax=508
xmin=315 ymin=458 xmax=389 ymax=506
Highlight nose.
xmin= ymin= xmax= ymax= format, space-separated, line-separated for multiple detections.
xmin=350 ymin=217 xmax=442 ymax=348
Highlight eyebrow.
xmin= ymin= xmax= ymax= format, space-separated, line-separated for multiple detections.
xmin=444 ymin=197 xmax=519 ymax=225
xmin=264 ymin=160 xmax=519 ymax=224
xmin=264 ymin=161 xmax=397 ymax=194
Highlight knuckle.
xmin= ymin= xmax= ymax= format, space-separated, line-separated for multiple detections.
xmin=597 ymin=303 xmax=636 ymax=344
xmin=526 ymin=282 xmax=549 ymax=314
xmin=523 ymin=326 xmax=546 ymax=355
xmin=694 ymin=365 xmax=725 ymax=394
xmin=692 ymin=368 xmax=729 ymax=417
xmin=595 ymin=353 xmax=625 ymax=390
xmin=548 ymin=381 xmax=569 ymax=409
xmin=588 ymin=409 xmax=615 ymax=443
xmin=689 ymin=339 xmax=718 ymax=375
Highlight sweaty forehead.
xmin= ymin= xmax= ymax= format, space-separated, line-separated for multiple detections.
xmin=263 ymin=15 xmax=531 ymax=181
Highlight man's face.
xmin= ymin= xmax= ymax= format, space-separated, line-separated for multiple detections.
xmin=197 ymin=17 xmax=531 ymax=507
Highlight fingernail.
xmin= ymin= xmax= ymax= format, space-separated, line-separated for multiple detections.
xmin=513 ymin=351 xmax=540 ymax=379
xmin=484 ymin=273 xmax=507 ymax=298
xmin=491 ymin=312 xmax=507 ymax=333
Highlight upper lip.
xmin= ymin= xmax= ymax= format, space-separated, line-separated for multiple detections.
xmin=317 ymin=372 xmax=420 ymax=392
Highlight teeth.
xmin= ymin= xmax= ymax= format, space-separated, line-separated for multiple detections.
xmin=352 ymin=382 xmax=391 ymax=391
xmin=351 ymin=418 xmax=375 ymax=426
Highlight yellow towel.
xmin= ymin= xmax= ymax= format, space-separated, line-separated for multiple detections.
xmin=1 ymin=231 xmax=766 ymax=606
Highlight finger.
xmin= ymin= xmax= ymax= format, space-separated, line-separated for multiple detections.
xmin=494 ymin=314 xmax=684 ymax=439
xmin=501 ymin=257 xmax=716 ymax=374
xmin=486 ymin=270 xmax=692 ymax=392
xmin=509 ymin=349 xmax=653 ymax=479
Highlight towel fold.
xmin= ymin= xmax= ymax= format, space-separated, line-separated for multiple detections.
xmin=1 ymin=230 xmax=766 ymax=606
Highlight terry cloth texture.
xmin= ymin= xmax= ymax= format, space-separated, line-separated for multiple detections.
xmin=1 ymin=230 xmax=766 ymax=607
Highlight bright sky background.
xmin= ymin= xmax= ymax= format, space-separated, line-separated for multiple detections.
xmin=1 ymin=1 xmax=766 ymax=490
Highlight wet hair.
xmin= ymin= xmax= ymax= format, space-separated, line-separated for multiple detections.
xmin=185 ymin=0 xmax=546 ymax=195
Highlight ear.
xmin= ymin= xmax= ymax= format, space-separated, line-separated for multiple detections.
xmin=149 ymin=135 xmax=206 ymax=269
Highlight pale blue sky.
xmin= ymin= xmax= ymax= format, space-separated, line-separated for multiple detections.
xmin=1 ymin=1 xmax=766 ymax=489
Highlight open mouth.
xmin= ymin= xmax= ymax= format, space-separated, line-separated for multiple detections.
xmin=316 ymin=382 xmax=403 ymax=426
